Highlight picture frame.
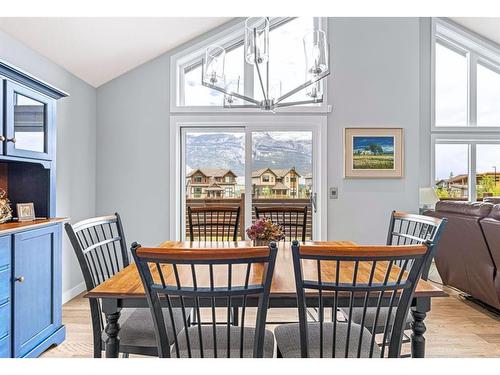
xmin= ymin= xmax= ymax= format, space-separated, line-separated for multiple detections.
xmin=16 ymin=202 xmax=35 ymax=222
xmin=344 ymin=128 xmax=404 ymax=178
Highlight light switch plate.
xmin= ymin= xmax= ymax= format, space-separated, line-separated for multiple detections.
xmin=330 ymin=187 xmax=338 ymax=199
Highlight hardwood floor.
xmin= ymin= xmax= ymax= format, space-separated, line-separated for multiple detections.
xmin=41 ymin=283 xmax=500 ymax=358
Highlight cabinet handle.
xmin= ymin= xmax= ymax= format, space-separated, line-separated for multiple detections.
xmin=15 ymin=276 xmax=25 ymax=283
xmin=6 ymin=137 xmax=16 ymax=144
xmin=0 ymin=136 xmax=5 ymax=142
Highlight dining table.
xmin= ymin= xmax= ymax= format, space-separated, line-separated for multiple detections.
xmin=85 ymin=240 xmax=447 ymax=358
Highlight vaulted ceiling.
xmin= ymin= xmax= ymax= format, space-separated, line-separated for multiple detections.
xmin=0 ymin=17 xmax=231 ymax=87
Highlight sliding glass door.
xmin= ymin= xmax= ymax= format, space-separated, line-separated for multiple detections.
xmin=177 ymin=118 xmax=326 ymax=240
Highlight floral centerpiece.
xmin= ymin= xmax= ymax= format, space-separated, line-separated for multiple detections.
xmin=246 ymin=218 xmax=285 ymax=245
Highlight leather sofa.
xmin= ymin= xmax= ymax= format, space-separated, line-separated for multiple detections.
xmin=425 ymin=201 xmax=500 ymax=310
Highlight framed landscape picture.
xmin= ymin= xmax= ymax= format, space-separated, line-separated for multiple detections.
xmin=344 ymin=128 xmax=404 ymax=178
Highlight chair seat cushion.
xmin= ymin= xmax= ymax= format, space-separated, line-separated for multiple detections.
xmin=101 ymin=308 xmax=187 ymax=355
xmin=340 ymin=307 xmax=411 ymax=334
xmin=275 ymin=322 xmax=381 ymax=358
xmin=172 ymin=326 xmax=275 ymax=358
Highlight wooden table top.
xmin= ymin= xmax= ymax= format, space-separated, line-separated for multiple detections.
xmin=86 ymin=241 xmax=447 ymax=299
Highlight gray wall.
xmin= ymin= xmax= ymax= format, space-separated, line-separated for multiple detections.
xmin=328 ymin=18 xmax=422 ymax=243
xmin=0 ymin=30 xmax=97 ymax=300
xmin=96 ymin=17 xmax=425 ymax=247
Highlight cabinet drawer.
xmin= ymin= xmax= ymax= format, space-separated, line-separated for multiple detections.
xmin=0 ymin=268 xmax=9 ymax=302
xmin=0 ymin=334 xmax=10 ymax=358
xmin=0 ymin=300 xmax=9 ymax=338
xmin=0 ymin=235 xmax=11 ymax=267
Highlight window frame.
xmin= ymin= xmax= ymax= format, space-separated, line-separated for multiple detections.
xmin=432 ymin=18 xmax=500 ymax=132
xmin=170 ymin=17 xmax=330 ymax=113
xmin=431 ymin=18 xmax=500 ymax=202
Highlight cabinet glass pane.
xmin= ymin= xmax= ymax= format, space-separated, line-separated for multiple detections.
xmin=435 ymin=42 xmax=468 ymax=127
xmin=14 ymin=93 xmax=46 ymax=153
xmin=477 ymin=63 xmax=500 ymax=127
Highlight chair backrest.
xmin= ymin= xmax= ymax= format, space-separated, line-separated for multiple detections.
xmin=254 ymin=206 xmax=308 ymax=242
xmin=188 ymin=206 xmax=241 ymax=241
xmin=132 ymin=242 xmax=278 ymax=358
xmin=65 ymin=213 xmax=129 ymax=290
xmin=291 ymin=241 xmax=435 ymax=358
xmin=64 ymin=213 xmax=129 ymax=348
xmin=387 ymin=211 xmax=446 ymax=279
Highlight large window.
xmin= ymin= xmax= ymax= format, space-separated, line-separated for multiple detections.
xmin=432 ymin=19 xmax=500 ymax=201
xmin=171 ymin=17 xmax=327 ymax=112
xmin=434 ymin=20 xmax=500 ymax=129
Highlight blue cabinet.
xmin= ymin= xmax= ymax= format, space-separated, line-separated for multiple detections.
xmin=4 ymin=81 xmax=56 ymax=161
xmin=0 ymin=235 xmax=12 ymax=358
xmin=0 ymin=223 xmax=65 ymax=358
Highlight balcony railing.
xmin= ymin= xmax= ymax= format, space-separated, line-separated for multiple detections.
xmin=185 ymin=193 xmax=312 ymax=240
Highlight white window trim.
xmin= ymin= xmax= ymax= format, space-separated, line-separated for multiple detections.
xmin=169 ymin=114 xmax=328 ymax=240
xmin=431 ymin=133 xmax=500 ymax=201
xmin=169 ymin=17 xmax=331 ymax=114
xmin=431 ymin=18 xmax=500 ymax=132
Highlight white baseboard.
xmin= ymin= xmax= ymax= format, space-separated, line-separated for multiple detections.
xmin=62 ymin=281 xmax=86 ymax=304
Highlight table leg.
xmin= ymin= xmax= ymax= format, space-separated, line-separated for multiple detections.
xmin=103 ymin=299 xmax=121 ymax=358
xmin=410 ymin=297 xmax=430 ymax=358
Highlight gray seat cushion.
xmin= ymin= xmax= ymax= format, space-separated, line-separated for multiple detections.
xmin=172 ymin=326 xmax=275 ymax=358
xmin=101 ymin=308 xmax=187 ymax=355
xmin=275 ymin=322 xmax=381 ymax=358
xmin=340 ymin=307 xmax=411 ymax=334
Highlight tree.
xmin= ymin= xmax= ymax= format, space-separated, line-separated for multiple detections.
xmin=478 ymin=175 xmax=495 ymax=198
xmin=365 ymin=144 xmax=384 ymax=155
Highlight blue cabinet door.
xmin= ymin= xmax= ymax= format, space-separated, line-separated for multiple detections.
xmin=0 ymin=235 xmax=11 ymax=358
xmin=13 ymin=225 xmax=61 ymax=357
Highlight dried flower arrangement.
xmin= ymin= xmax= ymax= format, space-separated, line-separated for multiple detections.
xmin=0 ymin=189 xmax=12 ymax=224
xmin=246 ymin=218 xmax=285 ymax=243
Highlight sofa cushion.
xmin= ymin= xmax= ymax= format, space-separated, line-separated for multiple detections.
xmin=487 ymin=204 xmax=500 ymax=220
xmin=484 ymin=197 xmax=500 ymax=204
xmin=435 ymin=201 xmax=493 ymax=218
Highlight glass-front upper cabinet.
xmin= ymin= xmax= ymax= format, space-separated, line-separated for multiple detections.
xmin=4 ymin=80 xmax=55 ymax=160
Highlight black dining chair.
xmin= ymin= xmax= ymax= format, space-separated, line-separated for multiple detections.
xmin=274 ymin=240 xmax=437 ymax=358
xmin=188 ymin=206 xmax=241 ymax=241
xmin=132 ymin=242 xmax=278 ymax=358
xmin=340 ymin=211 xmax=446 ymax=336
xmin=254 ymin=206 xmax=308 ymax=242
xmin=65 ymin=213 xmax=187 ymax=357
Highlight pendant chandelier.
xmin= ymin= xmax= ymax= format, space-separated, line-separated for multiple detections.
xmin=201 ymin=17 xmax=330 ymax=111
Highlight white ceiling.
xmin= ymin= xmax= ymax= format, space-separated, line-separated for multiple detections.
xmin=0 ymin=17 xmax=231 ymax=87
xmin=451 ymin=18 xmax=500 ymax=45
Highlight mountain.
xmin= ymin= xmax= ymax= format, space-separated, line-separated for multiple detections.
xmin=185 ymin=132 xmax=312 ymax=177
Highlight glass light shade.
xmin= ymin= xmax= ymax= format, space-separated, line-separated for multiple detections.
xmin=268 ymin=80 xmax=282 ymax=99
xmin=306 ymin=80 xmax=322 ymax=99
xmin=223 ymin=76 xmax=241 ymax=104
xmin=244 ymin=17 xmax=269 ymax=65
xmin=303 ymin=30 xmax=328 ymax=77
xmin=204 ymin=45 xmax=226 ymax=85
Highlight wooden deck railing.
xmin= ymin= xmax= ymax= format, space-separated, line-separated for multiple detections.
xmin=185 ymin=193 xmax=312 ymax=240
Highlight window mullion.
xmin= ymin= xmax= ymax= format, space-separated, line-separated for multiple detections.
xmin=469 ymin=51 xmax=478 ymax=127
xmin=244 ymin=61 xmax=254 ymax=99
xmin=469 ymin=143 xmax=477 ymax=201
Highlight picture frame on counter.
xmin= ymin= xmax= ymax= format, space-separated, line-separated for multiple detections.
xmin=17 ymin=202 xmax=36 ymax=222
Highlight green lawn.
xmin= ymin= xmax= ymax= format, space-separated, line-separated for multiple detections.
xmin=353 ymin=154 xmax=394 ymax=170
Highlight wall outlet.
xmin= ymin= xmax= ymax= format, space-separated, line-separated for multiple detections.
xmin=330 ymin=187 xmax=338 ymax=199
